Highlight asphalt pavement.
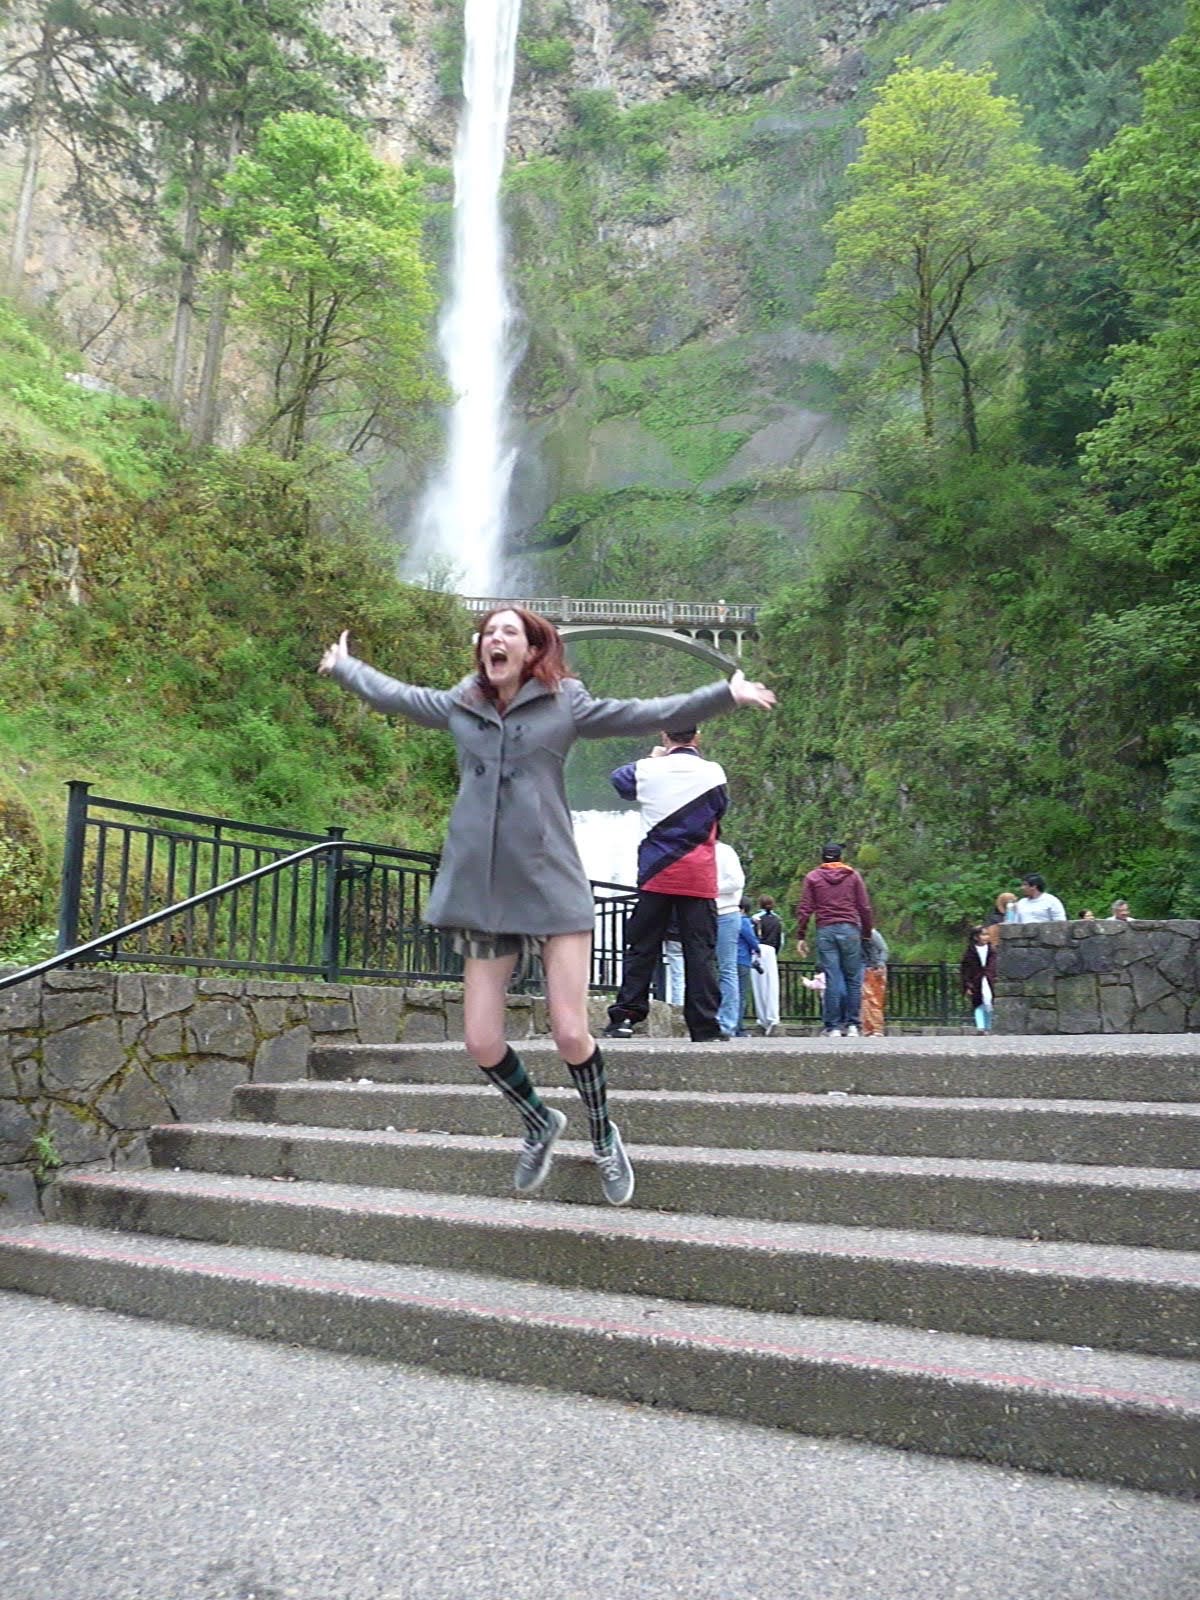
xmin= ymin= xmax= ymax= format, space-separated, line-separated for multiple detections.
xmin=1 ymin=1289 xmax=1197 ymax=1600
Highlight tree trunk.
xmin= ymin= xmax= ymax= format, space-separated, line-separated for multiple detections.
xmin=916 ymin=253 xmax=936 ymax=444
xmin=917 ymin=335 xmax=936 ymax=444
xmin=167 ymin=106 xmax=208 ymax=418
xmin=6 ymin=21 xmax=55 ymax=295
xmin=191 ymin=112 xmax=244 ymax=447
xmin=947 ymin=324 xmax=979 ymax=452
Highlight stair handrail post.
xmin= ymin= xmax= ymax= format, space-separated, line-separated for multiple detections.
xmin=321 ymin=827 xmax=347 ymax=983
xmin=56 ymin=780 xmax=91 ymax=959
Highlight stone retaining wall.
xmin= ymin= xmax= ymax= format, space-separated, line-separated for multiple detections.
xmin=994 ymin=919 xmax=1200 ymax=1035
xmin=0 ymin=968 xmax=672 ymax=1211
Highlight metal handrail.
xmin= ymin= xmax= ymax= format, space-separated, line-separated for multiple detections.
xmin=0 ymin=841 xmax=335 ymax=995
xmin=460 ymin=595 xmax=759 ymax=625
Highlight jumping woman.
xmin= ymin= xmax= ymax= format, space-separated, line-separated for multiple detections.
xmin=319 ymin=605 xmax=775 ymax=1205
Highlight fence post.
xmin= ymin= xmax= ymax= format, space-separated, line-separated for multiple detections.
xmin=321 ymin=827 xmax=346 ymax=983
xmin=56 ymin=780 xmax=91 ymax=957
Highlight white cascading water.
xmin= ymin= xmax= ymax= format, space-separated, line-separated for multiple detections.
xmin=408 ymin=4 xmax=638 ymax=885
xmin=406 ymin=0 xmax=524 ymax=597
xmin=572 ymin=808 xmax=643 ymax=890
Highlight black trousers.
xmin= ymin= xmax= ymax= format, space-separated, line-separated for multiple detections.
xmin=609 ymin=891 xmax=721 ymax=1041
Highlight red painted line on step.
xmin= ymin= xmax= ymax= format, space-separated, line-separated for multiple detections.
xmin=0 ymin=1230 xmax=1195 ymax=1414
xmin=63 ymin=1172 xmax=1200 ymax=1287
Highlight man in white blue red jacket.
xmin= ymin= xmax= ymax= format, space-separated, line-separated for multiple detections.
xmin=603 ymin=726 xmax=726 ymax=1042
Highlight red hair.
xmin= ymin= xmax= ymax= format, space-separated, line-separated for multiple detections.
xmin=472 ymin=605 xmax=569 ymax=702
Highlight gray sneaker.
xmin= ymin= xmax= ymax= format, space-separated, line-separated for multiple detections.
xmin=514 ymin=1107 xmax=568 ymax=1194
xmin=595 ymin=1122 xmax=635 ymax=1206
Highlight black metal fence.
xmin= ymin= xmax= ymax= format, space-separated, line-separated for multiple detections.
xmin=54 ymin=784 xmax=958 ymax=1021
xmin=57 ymin=784 xmax=638 ymax=991
xmin=776 ymin=960 xmax=957 ymax=1027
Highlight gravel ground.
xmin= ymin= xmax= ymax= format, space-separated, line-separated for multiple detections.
xmin=1 ymin=1291 xmax=1198 ymax=1600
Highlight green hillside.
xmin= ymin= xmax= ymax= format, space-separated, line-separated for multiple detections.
xmin=0 ymin=302 xmax=465 ymax=958
xmin=3 ymin=0 xmax=1198 ymax=963
xmin=504 ymin=0 xmax=1199 ymax=953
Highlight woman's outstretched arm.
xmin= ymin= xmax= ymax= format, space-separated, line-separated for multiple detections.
xmin=318 ymin=629 xmax=456 ymax=729
xmin=570 ymin=669 xmax=776 ymax=740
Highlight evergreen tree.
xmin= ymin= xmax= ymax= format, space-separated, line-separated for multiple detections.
xmin=1016 ymin=0 xmax=1191 ymax=464
xmin=0 ymin=0 xmax=153 ymax=293
xmin=129 ymin=0 xmax=377 ymax=433
xmin=1072 ymin=1 xmax=1200 ymax=873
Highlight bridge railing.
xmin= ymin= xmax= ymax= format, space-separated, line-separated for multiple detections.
xmin=461 ymin=596 xmax=759 ymax=627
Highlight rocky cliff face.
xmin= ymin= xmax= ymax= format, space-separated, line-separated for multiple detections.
xmin=0 ymin=0 xmax=937 ymax=480
xmin=326 ymin=0 xmax=934 ymax=161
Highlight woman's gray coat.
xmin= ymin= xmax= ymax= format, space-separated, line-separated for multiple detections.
xmin=330 ymin=656 xmax=735 ymax=935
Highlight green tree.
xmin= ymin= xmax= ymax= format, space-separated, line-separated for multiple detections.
xmin=1021 ymin=0 xmax=1190 ymax=167
xmin=1073 ymin=3 xmax=1200 ymax=882
xmin=130 ymin=0 xmax=376 ymax=433
xmin=0 ymin=0 xmax=153 ymax=292
xmin=813 ymin=60 xmax=1076 ymax=447
xmin=222 ymin=112 xmax=437 ymax=460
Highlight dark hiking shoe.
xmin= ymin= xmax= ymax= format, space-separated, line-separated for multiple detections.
xmin=514 ymin=1108 xmax=568 ymax=1194
xmin=603 ymin=1020 xmax=634 ymax=1038
xmin=594 ymin=1122 xmax=635 ymax=1206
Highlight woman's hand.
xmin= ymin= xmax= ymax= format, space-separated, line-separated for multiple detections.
xmin=729 ymin=669 xmax=776 ymax=709
xmin=318 ymin=629 xmax=350 ymax=675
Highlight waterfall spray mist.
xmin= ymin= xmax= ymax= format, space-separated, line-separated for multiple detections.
xmin=407 ymin=0 xmax=524 ymax=597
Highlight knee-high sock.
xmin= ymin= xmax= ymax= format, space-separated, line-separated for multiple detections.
xmin=481 ymin=1046 xmax=551 ymax=1139
xmin=567 ymin=1044 xmax=612 ymax=1154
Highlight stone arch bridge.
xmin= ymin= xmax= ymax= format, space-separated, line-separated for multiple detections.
xmin=461 ymin=596 xmax=758 ymax=669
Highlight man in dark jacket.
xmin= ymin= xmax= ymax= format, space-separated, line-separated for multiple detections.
xmin=794 ymin=842 xmax=874 ymax=1037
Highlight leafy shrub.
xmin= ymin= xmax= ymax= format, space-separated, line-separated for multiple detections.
xmin=0 ymin=785 xmax=45 ymax=953
xmin=523 ymin=36 xmax=572 ymax=74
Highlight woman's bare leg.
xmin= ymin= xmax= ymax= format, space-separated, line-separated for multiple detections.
xmin=464 ymin=951 xmax=564 ymax=1192
xmin=462 ymin=952 xmax=519 ymax=1068
xmin=540 ymin=930 xmax=594 ymax=1064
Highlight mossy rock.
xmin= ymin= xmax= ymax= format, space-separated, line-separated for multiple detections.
xmin=0 ymin=784 xmax=46 ymax=949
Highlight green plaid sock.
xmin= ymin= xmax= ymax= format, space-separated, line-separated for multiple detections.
xmin=481 ymin=1047 xmax=552 ymax=1139
xmin=567 ymin=1044 xmax=612 ymax=1155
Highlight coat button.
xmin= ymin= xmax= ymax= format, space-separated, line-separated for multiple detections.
xmin=474 ymin=763 xmax=485 ymax=775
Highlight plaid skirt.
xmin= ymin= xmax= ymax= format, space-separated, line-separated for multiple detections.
xmin=447 ymin=928 xmax=546 ymax=975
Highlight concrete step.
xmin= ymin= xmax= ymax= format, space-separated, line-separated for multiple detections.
xmin=308 ymin=1037 xmax=1200 ymax=1102
xmin=233 ymin=1081 xmax=1200 ymax=1169
xmin=0 ymin=1220 xmax=1195 ymax=1498
xmin=147 ymin=1120 xmax=1200 ymax=1250
xmin=52 ymin=1167 xmax=1200 ymax=1360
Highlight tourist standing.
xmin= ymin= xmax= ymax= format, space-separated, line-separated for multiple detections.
xmin=604 ymin=727 xmax=730 ymax=1044
xmin=662 ymin=913 xmax=686 ymax=1006
xmin=961 ymin=925 xmax=997 ymax=1032
xmin=750 ymin=895 xmax=782 ymax=1035
xmin=319 ymin=609 xmax=776 ymax=1207
xmin=860 ymin=927 xmax=889 ymax=1037
xmin=1013 ymin=874 xmax=1067 ymax=923
xmin=735 ymin=899 xmax=760 ymax=1037
xmin=715 ymin=837 xmax=746 ymax=1040
xmin=983 ymin=890 xmax=1018 ymax=945
xmin=794 ymin=842 xmax=874 ymax=1037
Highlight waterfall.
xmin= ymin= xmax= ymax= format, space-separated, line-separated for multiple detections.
xmin=572 ymin=808 xmax=643 ymax=888
xmin=407 ymin=0 xmax=524 ymax=597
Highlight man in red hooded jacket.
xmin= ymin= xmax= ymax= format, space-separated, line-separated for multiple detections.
xmin=794 ymin=842 xmax=874 ymax=1037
